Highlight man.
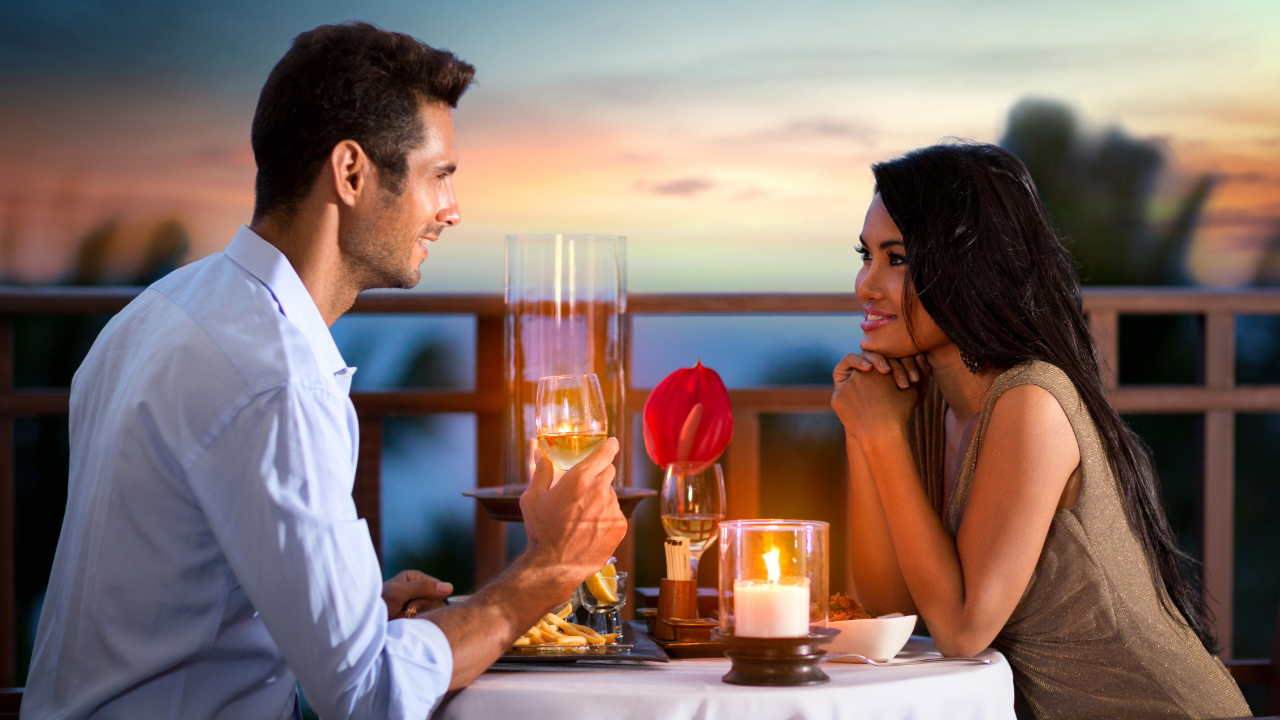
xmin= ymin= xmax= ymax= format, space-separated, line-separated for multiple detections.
xmin=23 ymin=21 xmax=627 ymax=720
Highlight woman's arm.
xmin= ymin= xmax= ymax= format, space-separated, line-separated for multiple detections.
xmin=835 ymin=365 xmax=1078 ymax=657
xmin=845 ymin=437 xmax=918 ymax=615
xmin=833 ymin=352 xmax=918 ymax=615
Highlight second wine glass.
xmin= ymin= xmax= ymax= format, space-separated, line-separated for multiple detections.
xmin=660 ymin=461 xmax=726 ymax=583
xmin=534 ymin=374 xmax=609 ymax=471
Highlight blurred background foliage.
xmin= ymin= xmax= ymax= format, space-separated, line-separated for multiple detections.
xmin=6 ymin=98 xmax=1279 ymax=714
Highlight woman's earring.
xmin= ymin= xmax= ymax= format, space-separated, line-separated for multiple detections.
xmin=959 ymin=349 xmax=982 ymax=374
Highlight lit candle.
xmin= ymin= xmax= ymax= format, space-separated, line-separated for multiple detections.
xmin=733 ymin=547 xmax=811 ymax=637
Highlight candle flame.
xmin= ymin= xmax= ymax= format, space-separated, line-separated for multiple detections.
xmin=763 ymin=547 xmax=781 ymax=583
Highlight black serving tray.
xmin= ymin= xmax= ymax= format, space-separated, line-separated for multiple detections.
xmin=492 ymin=620 xmax=668 ymax=665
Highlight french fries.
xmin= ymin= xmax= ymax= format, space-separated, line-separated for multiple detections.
xmin=512 ymin=609 xmax=621 ymax=648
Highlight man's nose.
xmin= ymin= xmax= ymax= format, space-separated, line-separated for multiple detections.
xmin=437 ymin=187 xmax=460 ymax=227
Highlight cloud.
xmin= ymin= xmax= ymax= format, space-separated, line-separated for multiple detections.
xmin=1200 ymin=207 xmax=1280 ymax=231
xmin=1222 ymin=171 xmax=1280 ymax=186
xmin=783 ymin=118 xmax=877 ymax=143
xmin=647 ymin=177 xmax=715 ymax=197
xmin=186 ymin=142 xmax=255 ymax=169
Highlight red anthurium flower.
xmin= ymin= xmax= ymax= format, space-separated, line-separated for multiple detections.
xmin=643 ymin=360 xmax=734 ymax=469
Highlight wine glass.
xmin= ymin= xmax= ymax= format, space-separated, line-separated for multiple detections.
xmin=660 ymin=462 xmax=726 ymax=583
xmin=534 ymin=374 xmax=609 ymax=471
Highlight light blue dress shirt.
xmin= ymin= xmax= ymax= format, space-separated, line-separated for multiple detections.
xmin=23 ymin=227 xmax=453 ymax=720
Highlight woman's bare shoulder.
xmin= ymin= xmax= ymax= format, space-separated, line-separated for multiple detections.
xmin=989 ymin=381 xmax=1076 ymax=441
xmin=978 ymin=382 xmax=1080 ymax=488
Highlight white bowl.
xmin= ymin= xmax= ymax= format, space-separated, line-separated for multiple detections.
xmin=826 ymin=614 xmax=917 ymax=662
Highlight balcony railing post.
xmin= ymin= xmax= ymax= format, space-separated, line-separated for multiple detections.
xmin=725 ymin=410 xmax=760 ymax=520
xmin=1202 ymin=311 xmax=1235 ymax=658
xmin=1089 ymin=310 xmax=1119 ymax=391
xmin=353 ymin=415 xmax=383 ymax=560
xmin=0 ymin=317 xmax=13 ymax=686
xmin=474 ymin=314 xmax=506 ymax=586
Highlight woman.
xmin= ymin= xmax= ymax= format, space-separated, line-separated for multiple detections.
xmin=831 ymin=143 xmax=1250 ymax=719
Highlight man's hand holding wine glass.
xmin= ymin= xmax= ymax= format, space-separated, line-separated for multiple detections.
xmin=521 ymin=436 xmax=627 ymax=579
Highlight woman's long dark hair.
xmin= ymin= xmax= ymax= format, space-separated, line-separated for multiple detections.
xmin=871 ymin=142 xmax=1216 ymax=653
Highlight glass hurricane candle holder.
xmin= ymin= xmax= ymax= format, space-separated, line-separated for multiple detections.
xmin=714 ymin=520 xmax=834 ymax=686
xmin=505 ymin=234 xmax=626 ymax=487
xmin=718 ymin=520 xmax=828 ymax=638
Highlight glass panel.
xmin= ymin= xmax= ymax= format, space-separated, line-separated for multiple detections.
xmin=1235 ymin=414 xmax=1280 ymax=659
xmin=14 ymin=314 xmax=111 ymax=388
xmin=1236 ymin=412 xmax=1280 ymax=716
xmin=13 ymin=416 xmax=69 ymax=683
xmin=632 ymin=315 xmax=863 ymax=388
xmin=1236 ymin=315 xmax=1280 ymax=385
xmin=1118 ymin=314 xmax=1200 ymax=385
xmin=1121 ymin=414 xmax=1202 ymax=565
xmin=330 ymin=314 xmax=475 ymax=391
xmin=379 ymin=414 xmax=478 ymax=591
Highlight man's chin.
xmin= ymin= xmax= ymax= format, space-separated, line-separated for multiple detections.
xmin=395 ymin=267 xmax=422 ymax=290
xmin=365 ymin=266 xmax=421 ymax=291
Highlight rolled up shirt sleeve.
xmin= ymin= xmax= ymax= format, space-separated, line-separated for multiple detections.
xmin=186 ymin=378 xmax=452 ymax=719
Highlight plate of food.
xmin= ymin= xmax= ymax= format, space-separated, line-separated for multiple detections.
xmin=497 ymin=604 xmax=669 ymax=664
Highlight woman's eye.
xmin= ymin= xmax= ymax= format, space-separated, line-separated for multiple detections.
xmin=855 ymin=245 xmax=871 ymax=262
xmin=888 ymin=253 xmax=907 ymax=266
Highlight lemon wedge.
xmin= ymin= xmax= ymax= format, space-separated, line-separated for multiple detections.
xmin=585 ymin=561 xmax=619 ymax=604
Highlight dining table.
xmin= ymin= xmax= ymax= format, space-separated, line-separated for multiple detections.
xmin=431 ymin=636 xmax=1016 ymax=720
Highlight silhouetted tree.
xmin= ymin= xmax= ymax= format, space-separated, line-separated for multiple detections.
xmin=1001 ymin=98 xmax=1214 ymax=286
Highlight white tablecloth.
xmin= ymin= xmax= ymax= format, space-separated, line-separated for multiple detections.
xmin=434 ymin=638 xmax=1016 ymax=720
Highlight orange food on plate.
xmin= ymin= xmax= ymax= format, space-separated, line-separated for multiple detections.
xmin=828 ymin=592 xmax=875 ymax=621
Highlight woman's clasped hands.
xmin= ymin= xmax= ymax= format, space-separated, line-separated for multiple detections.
xmin=831 ymin=350 xmax=931 ymax=440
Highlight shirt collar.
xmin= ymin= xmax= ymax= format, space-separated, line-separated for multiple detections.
xmin=223 ymin=225 xmax=357 ymax=394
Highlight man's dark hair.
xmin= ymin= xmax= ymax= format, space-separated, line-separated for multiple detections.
xmin=251 ymin=21 xmax=475 ymax=220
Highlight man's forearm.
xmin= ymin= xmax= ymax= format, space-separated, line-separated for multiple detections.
xmin=423 ymin=547 xmax=577 ymax=690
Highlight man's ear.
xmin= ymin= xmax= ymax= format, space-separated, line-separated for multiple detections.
xmin=328 ymin=140 xmax=368 ymax=208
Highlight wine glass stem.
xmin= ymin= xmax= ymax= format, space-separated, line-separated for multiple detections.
xmin=689 ymin=554 xmax=700 ymax=584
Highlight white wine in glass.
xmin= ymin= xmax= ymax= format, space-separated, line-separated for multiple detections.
xmin=660 ymin=514 xmax=720 ymax=557
xmin=660 ymin=461 xmax=726 ymax=581
xmin=534 ymin=374 xmax=609 ymax=471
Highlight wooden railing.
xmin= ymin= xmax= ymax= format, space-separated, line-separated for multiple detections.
xmin=0 ymin=286 xmax=1277 ymax=684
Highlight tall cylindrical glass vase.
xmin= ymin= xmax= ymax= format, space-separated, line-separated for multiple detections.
xmin=504 ymin=234 xmax=627 ymax=487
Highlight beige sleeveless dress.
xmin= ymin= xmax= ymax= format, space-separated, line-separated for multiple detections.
xmin=910 ymin=360 xmax=1251 ymax=719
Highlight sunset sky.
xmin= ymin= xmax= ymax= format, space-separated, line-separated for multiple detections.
xmin=1 ymin=0 xmax=1278 ymax=290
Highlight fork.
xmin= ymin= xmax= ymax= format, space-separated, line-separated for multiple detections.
xmin=824 ymin=653 xmax=991 ymax=666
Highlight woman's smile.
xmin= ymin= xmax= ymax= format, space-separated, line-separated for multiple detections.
xmin=861 ymin=306 xmax=897 ymax=332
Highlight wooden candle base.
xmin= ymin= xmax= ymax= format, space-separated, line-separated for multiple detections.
xmin=712 ymin=628 xmax=840 ymax=686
